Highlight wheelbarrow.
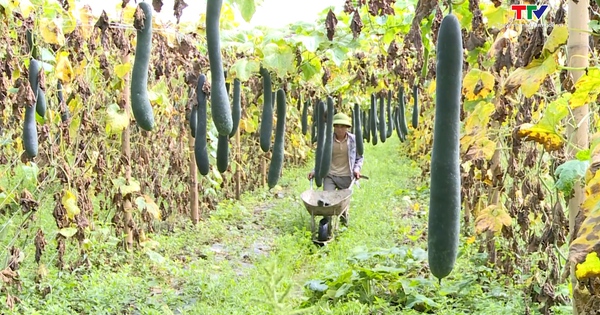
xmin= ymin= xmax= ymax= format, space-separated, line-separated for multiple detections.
xmin=300 ymin=176 xmax=367 ymax=245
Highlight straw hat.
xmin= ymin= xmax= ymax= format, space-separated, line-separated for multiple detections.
xmin=332 ymin=113 xmax=352 ymax=127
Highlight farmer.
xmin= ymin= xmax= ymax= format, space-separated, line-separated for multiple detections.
xmin=308 ymin=112 xmax=364 ymax=226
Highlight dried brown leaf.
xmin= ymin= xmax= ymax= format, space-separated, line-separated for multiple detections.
xmin=133 ymin=5 xmax=146 ymax=31
xmin=325 ymin=9 xmax=338 ymax=41
xmin=174 ymin=0 xmax=188 ymax=24
xmin=94 ymin=10 xmax=109 ymax=34
xmin=34 ymin=229 xmax=46 ymax=264
xmin=152 ymin=0 xmax=163 ymax=12
xmin=16 ymin=78 xmax=36 ymax=108
xmin=350 ymin=9 xmax=363 ymax=39
xmin=344 ymin=0 xmax=355 ymax=13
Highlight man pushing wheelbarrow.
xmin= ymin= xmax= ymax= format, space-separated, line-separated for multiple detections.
xmin=306 ymin=112 xmax=364 ymax=243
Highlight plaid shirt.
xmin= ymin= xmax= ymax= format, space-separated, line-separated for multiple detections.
xmin=346 ymin=132 xmax=364 ymax=179
xmin=313 ymin=132 xmax=364 ymax=180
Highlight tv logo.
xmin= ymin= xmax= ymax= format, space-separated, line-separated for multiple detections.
xmin=510 ymin=4 xmax=549 ymax=20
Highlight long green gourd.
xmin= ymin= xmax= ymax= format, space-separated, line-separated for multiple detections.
xmin=194 ymin=74 xmax=210 ymax=176
xmin=206 ymin=0 xmax=233 ymax=136
xmin=130 ymin=1 xmax=155 ymax=131
xmin=428 ymin=12 xmax=463 ymax=281
xmin=318 ymin=96 xmax=334 ymax=180
xmin=267 ymin=89 xmax=287 ymax=188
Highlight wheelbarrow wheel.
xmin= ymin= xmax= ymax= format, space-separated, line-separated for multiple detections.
xmin=340 ymin=210 xmax=349 ymax=226
xmin=317 ymin=217 xmax=330 ymax=241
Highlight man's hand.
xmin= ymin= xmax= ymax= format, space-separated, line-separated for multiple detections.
xmin=354 ymin=170 xmax=360 ymax=179
xmin=308 ymin=171 xmax=315 ymax=180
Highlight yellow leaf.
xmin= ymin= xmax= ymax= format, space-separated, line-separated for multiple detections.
xmin=58 ymin=227 xmax=78 ymax=238
xmin=412 ymin=203 xmax=421 ymax=211
xmin=427 ymin=79 xmax=436 ymax=94
xmin=570 ymin=68 xmax=600 ymax=109
xmin=78 ymin=5 xmax=95 ymax=39
xmin=465 ymin=136 xmax=497 ymax=161
xmin=62 ymin=11 xmax=77 ymax=34
xmin=466 ymin=235 xmax=476 ymax=245
xmin=482 ymin=3 xmax=510 ymax=29
xmin=220 ymin=2 xmax=239 ymax=29
xmin=144 ymin=195 xmax=160 ymax=219
xmin=575 ymin=252 xmax=600 ymax=280
xmin=569 ymin=168 xmax=600 ymax=264
xmin=112 ymin=177 xmax=141 ymax=195
xmin=475 ymin=204 xmax=512 ymax=235
xmin=119 ymin=3 xmax=137 ymax=25
xmin=136 ymin=195 xmax=161 ymax=220
xmin=239 ymin=118 xmax=257 ymax=133
xmin=115 ymin=63 xmax=132 ymax=79
xmin=39 ymin=18 xmax=65 ymax=46
xmin=19 ymin=0 xmax=34 ymax=17
xmin=106 ymin=103 xmax=129 ymax=135
xmin=462 ymin=69 xmax=495 ymax=100
xmin=542 ymin=25 xmax=568 ymax=55
xmin=55 ymin=51 xmax=74 ymax=83
xmin=464 ymin=101 xmax=495 ymax=131
xmin=504 ymin=53 xmax=557 ymax=97
xmin=61 ymin=189 xmax=80 ymax=220
xmin=581 ymin=170 xmax=600 ymax=217
xmin=517 ymin=123 xmax=563 ymax=151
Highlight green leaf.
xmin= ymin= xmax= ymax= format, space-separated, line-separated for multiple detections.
xmin=262 ymin=42 xmax=295 ymax=76
xmin=334 ymin=283 xmax=352 ymax=298
xmin=590 ymin=20 xmax=600 ymax=33
xmin=146 ymin=250 xmax=165 ymax=264
xmin=406 ymin=293 xmax=439 ymax=310
xmin=39 ymin=47 xmax=55 ymax=62
xmin=15 ymin=163 xmax=39 ymax=186
xmin=554 ymin=159 xmax=589 ymax=195
xmin=305 ymin=280 xmax=328 ymax=292
xmin=229 ymin=57 xmax=260 ymax=82
xmin=106 ymin=103 xmax=129 ymax=135
xmin=149 ymin=80 xmax=171 ymax=108
xmin=301 ymin=61 xmax=319 ymax=82
xmin=0 ymin=192 xmax=17 ymax=208
xmin=543 ymin=25 xmax=568 ymax=55
xmin=453 ymin=1 xmax=474 ymax=30
xmin=516 ymin=93 xmax=569 ymax=151
xmin=233 ymin=0 xmax=255 ymax=23
xmin=326 ymin=46 xmax=348 ymax=67
xmin=504 ymin=53 xmax=557 ymax=97
xmin=570 ymin=67 xmax=600 ymax=109
xmin=383 ymin=28 xmax=396 ymax=45
xmin=536 ymin=94 xmax=570 ymax=131
xmin=577 ymin=149 xmax=592 ymax=161
xmin=112 ymin=177 xmax=141 ymax=195
xmin=294 ymin=35 xmax=321 ymax=53
xmin=58 ymin=227 xmax=78 ymax=238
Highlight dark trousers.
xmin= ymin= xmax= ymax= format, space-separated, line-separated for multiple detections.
xmin=322 ymin=175 xmax=351 ymax=225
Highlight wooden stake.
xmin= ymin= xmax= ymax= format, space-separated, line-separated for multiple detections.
xmin=235 ymin=129 xmax=241 ymax=200
xmin=121 ymin=53 xmax=133 ymax=251
xmin=189 ymin=133 xmax=199 ymax=224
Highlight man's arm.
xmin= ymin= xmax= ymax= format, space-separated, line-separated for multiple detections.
xmin=353 ymin=154 xmax=364 ymax=173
